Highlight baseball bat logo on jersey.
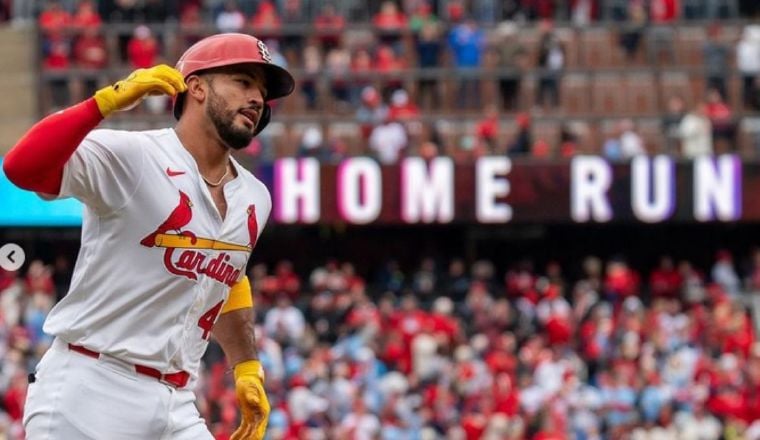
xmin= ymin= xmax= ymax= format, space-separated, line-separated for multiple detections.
xmin=140 ymin=191 xmax=255 ymax=287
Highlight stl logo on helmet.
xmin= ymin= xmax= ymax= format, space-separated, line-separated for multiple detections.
xmin=139 ymin=190 xmax=256 ymax=287
xmin=257 ymin=40 xmax=272 ymax=63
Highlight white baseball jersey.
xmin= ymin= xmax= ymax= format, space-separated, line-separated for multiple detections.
xmin=43 ymin=127 xmax=270 ymax=383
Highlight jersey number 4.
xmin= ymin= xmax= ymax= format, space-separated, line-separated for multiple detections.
xmin=198 ymin=300 xmax=224 ymax=340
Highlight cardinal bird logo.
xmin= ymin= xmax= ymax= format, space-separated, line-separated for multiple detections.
xmin=141 ymin=192 xmax=252 ymax=286
xmin=247 ymin=204 xmax=258 ymax=249
xmin=140 ymin=190 xmax=197 ymax=247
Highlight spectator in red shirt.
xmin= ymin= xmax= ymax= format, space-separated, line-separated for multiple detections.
xmin=531 ymin=138 xmax=552 ymax=160
xmin=604 ymin=259 xmax=640 ymax=303
xmin=537 ymin=285 xmax=573 ymax=346
xmin=3 ymin=371 xmax=27 ymax=423
xmin=42 ymin=35 xmax=70 ymax=71
xmin=373 ymin=0 xmax=408 ymax=29
xmin=485 ymin=333 xmax=518 ymax=377
xmin=179 ymin=4 xmax=204 ymax=47
xmin=372 ymin=0 xmax=408 ymax=53
xmin=38 ymin=0 xmax=71 ymax=36
xmin=475 ymin=104 xmax=500 ymax=153
xmin=73 ymin=26 xmax=107 ymax=98
xmin=73 ymin=27 xmax=107 ymax=70
xmin=460 ymin=409 xmax=488 ymax=440
xmin=423 ymin=382 xmax=458 ymax=428
xmin=580 ymin=303 xmax=614 ymax=363
xmin=280 ymin=0 xmax=305 ymax=24
xmin=373 ymin=44 xmax=404 ymax=73
xmin=341 ymin=262 xmax=365 ymax=293
xmin=393 ymin=295 xmax=429 ymax=347
xmin=252 ymin=264 xmax=282 ymax=305
xmin=559 ymin=123 xmax=580 ymax=158
xmin=492 ymin=372 xmax=520 ymax=416
xmin=380 ymin=328 xmax=409 ymax=372
xmin=721 ymin=304 xmax=754 ymax=358
xmin=250 ymin=0 xmax=281 ymax=43
xmin=707 ymin=382 xmax=747 ymax=420
xmin=505 ymin=259 xmax=537 ymax=301
xmin=428 ymin=296 xmax=460 ymax=347
xmin=273 ymin=260 xmax=301 ymax=301
xmin=382 ymin=297 xmax=422 ymax=371
xmin=650 ymin=0 xmax=680 ymax=23
xmin=71 ymin=0 xmax=101 ymax=30
xmin=345 ymin=295 xmax=381 ymax=332
xmin=39 ymin=1 xmax=73 ymax=110
xmin=445 ymin=0 xmax=465 ymax=22
xmin=127 ymin=25 xmax=159 ymax=69
xmin=374 ymin=44 xmax=405 ymax=94
xmin=705 ymin=88 xmax=736 ymax=153
xmin=649 ymin=255 xmax=683 ymax=299
xmin=387 ymin=89 xmax=420 ymax=122
xmin=313 ymin=3 xmax=345 ymax=51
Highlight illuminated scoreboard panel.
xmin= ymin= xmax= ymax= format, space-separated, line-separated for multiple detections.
xmin=0 ymin=156 xmax=755 ymax=227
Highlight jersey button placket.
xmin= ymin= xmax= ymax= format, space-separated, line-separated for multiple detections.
xmin=198 ymin=176 xmax=224 ymax=225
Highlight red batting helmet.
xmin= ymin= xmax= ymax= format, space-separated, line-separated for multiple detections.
xmin=173 ymin=33 xmax=295 ymax=135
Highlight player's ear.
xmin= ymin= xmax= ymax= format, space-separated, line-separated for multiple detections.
xmin=185 ymin=74 xmax=207 ymax=104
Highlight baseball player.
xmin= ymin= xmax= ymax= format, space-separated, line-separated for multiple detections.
xmin=3 ymin=33 xmax=293 ymax=439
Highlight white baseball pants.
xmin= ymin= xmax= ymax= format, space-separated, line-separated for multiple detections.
xmin=23 ymin=338 xmax=214 ymax=440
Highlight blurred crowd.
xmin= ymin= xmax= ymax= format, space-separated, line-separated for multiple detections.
xmin=3 ymin=0 xmax=760 ymax=25
xmin=1 ymin=0 xmax=753 ymax=162
xmin=2 ymin=247 xmax=760 ymax=438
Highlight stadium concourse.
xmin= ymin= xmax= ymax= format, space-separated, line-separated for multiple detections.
xmin=1 ymin=0 xmax=760 ymax=439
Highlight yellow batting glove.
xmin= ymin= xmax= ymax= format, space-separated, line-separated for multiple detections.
xmin=231 ymin=360 xmax=269 ymax=440
xmin=93 ymin=64 xmax=187 ymax=117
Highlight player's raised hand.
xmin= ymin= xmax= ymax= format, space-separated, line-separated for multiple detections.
xmin=93 ymin=64 xmax=187 ymax=117
xmin=231 ymin=360 xmax=269 ymax=440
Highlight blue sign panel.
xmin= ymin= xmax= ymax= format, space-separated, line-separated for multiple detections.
xmin=0 ymin=158 xmax=83 ymax=226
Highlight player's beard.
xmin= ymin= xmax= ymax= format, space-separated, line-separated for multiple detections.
xmin=206 ymin=85 xmax=255 ymax=150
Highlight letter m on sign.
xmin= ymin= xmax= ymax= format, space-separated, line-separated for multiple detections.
xmin=400 ymin=157 xmax=454 ymax=224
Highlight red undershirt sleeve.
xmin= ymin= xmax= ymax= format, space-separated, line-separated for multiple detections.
xmin=2 ymin=98 xmax=103 ymax=195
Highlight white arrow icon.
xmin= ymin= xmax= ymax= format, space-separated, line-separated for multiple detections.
xmin=0 ymin=244 xmax=25 ymax=271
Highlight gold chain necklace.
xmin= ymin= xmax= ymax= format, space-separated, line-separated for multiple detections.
xmin=202 ymin=165 xmax=230 ymax=187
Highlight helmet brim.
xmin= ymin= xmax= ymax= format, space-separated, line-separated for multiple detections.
xmin=254 ymin=62 xmax=295 ymax=101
